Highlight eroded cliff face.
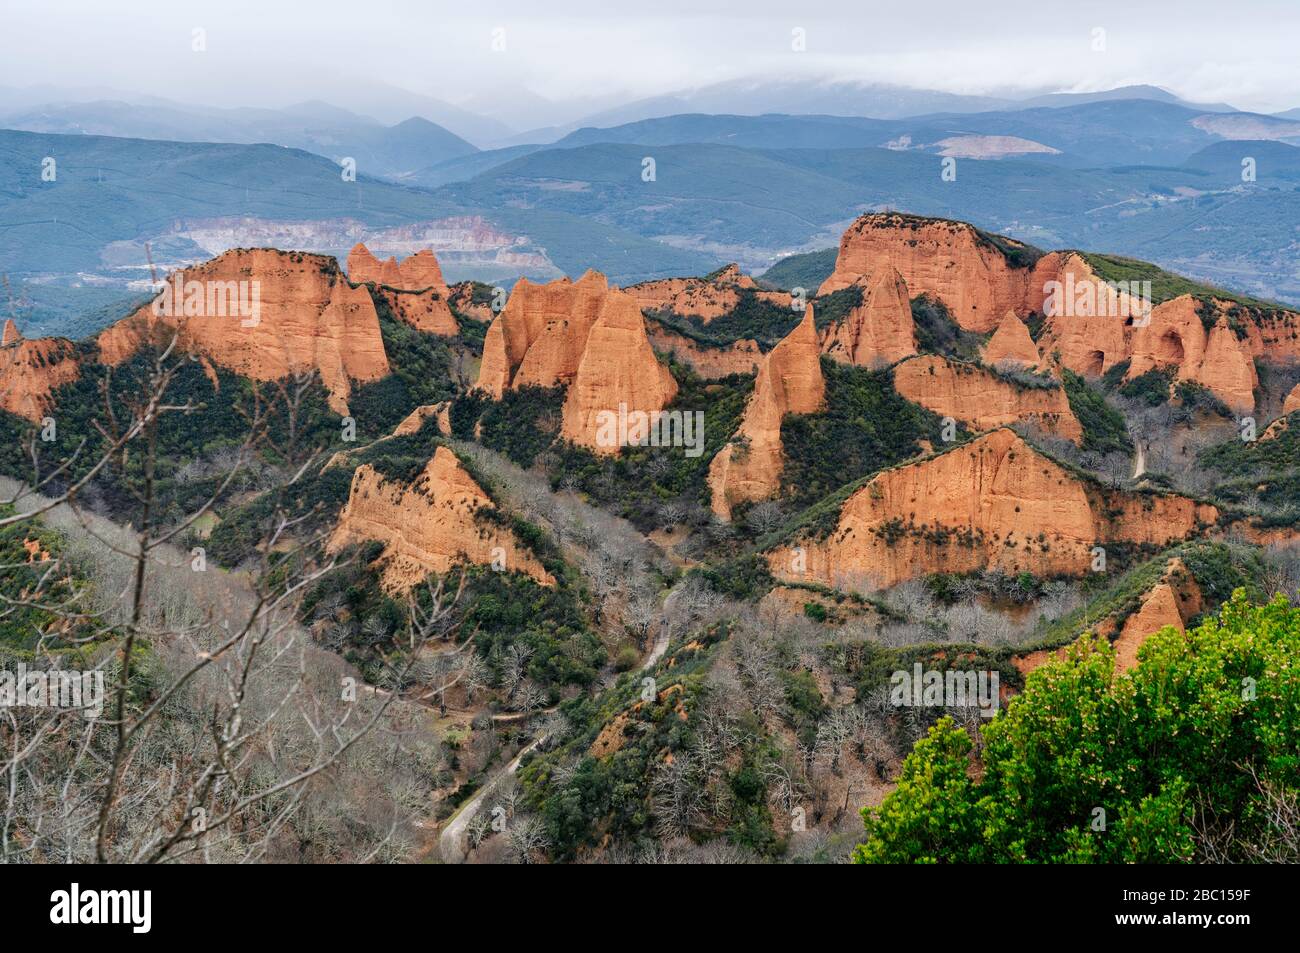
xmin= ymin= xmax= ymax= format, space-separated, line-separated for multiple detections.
xmin=475 ymin=272 xmax=679 ymax=452
xmin=0 ymin=323 xmax=79 ymax=422
xmin=818 ymin=213 xmax=1040 ymax=332
xmin=375 ymin=287 xmax=458 ymax=336
xmin=983 ymin=311 xmax=1042 ymax=369
xmin=98 ymin=249 xmax=389 ymax=415
xmin=708 ymin=307 xmax=824 ymax=519
xmin=645 ymin=322 xmax=761 ymax=379
xmin=628 ymin=264 xmax=786 ymax=322
xmin=346 ymin=244 xmax=448 ymax=294
xmin=328 ymin=446 xmax=553 ymax=591
xmin=560 ymin=291 xmax=679 ymax=453
xmin=1285 ymin=382 xmax=1300 ymax=415
xmin=1111 ymin=559 xmax=1203 ymax=671
xmin=1127 ymin=296 xmax=1259 ymax=413
xmin=893 ymin=355 xmax=1083 ymax=444
xmin=475 ymin=271 xmax=610 ymax=398
xmin=448 ymin=282 xmax=496 ymax=323
xmin=1031 ymin=252 xmax=1135 ymax=378
xmin=819 ymin=267 xmax=917 ymax=367
xmin=767 ymin=429 xmax=1217 ymax=590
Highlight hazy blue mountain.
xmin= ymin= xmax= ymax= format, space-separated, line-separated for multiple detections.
xmin=1181 ymin=139 xmax=1300 ymax=183
xmin=551 ymin=100 xmax=1294 ymax=167
xmin=1 ymin=101 xmax=479 ymax=178
xmin=1016 ymin=84 xmax=1238 ymax=112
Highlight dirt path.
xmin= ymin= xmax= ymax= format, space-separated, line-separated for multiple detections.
xmin=439 ymin=738 xmax=540 ymax=864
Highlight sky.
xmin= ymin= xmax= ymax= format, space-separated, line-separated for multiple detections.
xmin=3 ymin=0 xmax=1299 ymax=124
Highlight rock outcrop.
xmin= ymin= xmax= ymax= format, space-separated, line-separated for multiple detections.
xmin=560 ymin=291 xmax=679 ymax=453
xmin=628 ymin=264 xmax=786 ymax=322
xmin=98 ymin=249 xmax=389 ymax=415
xmin=475 ymin=271 xmax=610 ymax=398
xmin=1111 ymin=559 xmax=1203 ymax=671
xmin=818 ymin=213 xmax=1041 ymax=332
xmin=346 ymin=244 xmax=448 ymax=294
xmin=375 ymin=286 xmax=458 ymax=336
xmin=1126 ymin=296 xmax=1258 ymax=413
xmin=448 ymin=282 xmax=496 ymax=323
xmin=0 ymin=323 xmax=79 ymax=422
xmin=646 ymin=322 xmax=761 ymax=379
xmin=983 ymin=311 xmax=1042 ymax=369
xmin=328 ymin=446 xmax=554 ymax=591
xmin=476 ymin=272 xmax=679 ymax=453
xmin=893 ymin=356 xmax=1082 ymax=444
xmin=1285 ymin=382 xmax=1300 ymax=416
xmin=709 ymin=307 xmax=825 ymax=519
xmin=392 ymin=401 xmax=452 ymax=438
xmin=1033 ymin=251 xmax=1146 ymax=378
xmin=819 ymin=268 xmax=917 ymax=367
xmin=767 ymin=429 xmax=1217 ymax=590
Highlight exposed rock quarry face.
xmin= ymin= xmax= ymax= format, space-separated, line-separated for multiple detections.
xmin=767 ymin=429 xmax=1217 ymax=591
xmin=983 ymin=311 xmax=1042 ymax=369
xmin=475 ymin=271 xmax=679 ymax=452
xmin=893 ymin=355 xmax=1083 ymax=444
xmin=628 ymin=264 xmax=786 ymax=322
xmin=375 ymin=286 xmax=458 ymax=336
xmin=560 ymin=291 xmax=679 ymax=453
xmin=646 ymin=322 xmax=761 ymax=379
xmin=1127 ymin=296 xmax=1259 ymax=413
xmin=0 ymin=323 xmax=79 ymax=422
xmin=818 ymin=213 xmax=1040 ymax=332
xmin=709 ymin=307 xmax=825 ymax=519
xmin=346 ymin=244 xmax=449 ymax=294
xmin=98 ymin=249 xmax=389 ymax=416
xmin=819 ymin=267 xmax=917 ymax=367
xmin=329 ymin=446 xmax=553 ymax=591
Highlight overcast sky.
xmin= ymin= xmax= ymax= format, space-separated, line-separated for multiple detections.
xmin=4 ymin=0 xmax=1299 ymax=119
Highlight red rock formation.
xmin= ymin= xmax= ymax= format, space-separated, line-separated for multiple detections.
xmin=0 ymin=323 xmax=79 ymax=422
xmin=475 ymin=272 xmax=680 ymax=452
xmin=893 ymin=356 xmax=1082 ymax=444
xmin=1111 ymin=559 xmax=1202 ymax=671
xmin=448 ymin=282 xmax=496 ymax=323
xmin=628 ymin=264 xmax=787 ymax=322
xmin=767 ymin=429 xmax=1217 ymax=590
xmin=983 ymin=311 xmax=1041 ymax=369
xmin=347 ymin=243 xmax=448 ymax=294
xmin=1285 ymin=382 xmax=1300 ymax=415
xmin=346 ymin=243 xmax=384 ymax=284
xmin=375 ymin=287 xmax=458 ymax=336
xmin=1033 ymin=252 xmax=1143 ymax=378
xmin=97 ymin=249 xmax=389 ymax=415
xmin=397 ymin=249 xmax=448 ymax=294
xmin=818 ymin=213 xmax=1041 ymax=332
xmin=1127 ymin=296 xmax=1259 ymax=412
xmin=709 ymin=307 xmax=825 ymax=519
xmin=819 ymin=268 xmax=917 ymax=367
xmin=328 ymin=446 xmax=554 ymax=591
xmin=475 ymin=272 xmax=610 ymax=398
xmin=561 ymin=291 xmax=679 ymax=453
xmin=646 ymin=322 xmax=761 ymax=379
xmin=392 ymin=401 xmax=451 ymax=438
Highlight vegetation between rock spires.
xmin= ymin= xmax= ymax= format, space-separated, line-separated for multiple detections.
xmin=780 ymin=357 xmax=956 ymax=511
